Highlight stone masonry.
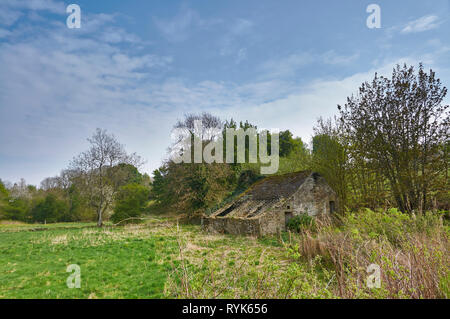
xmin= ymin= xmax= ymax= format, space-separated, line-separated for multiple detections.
xmin=202 ymin=171 xmax=337 ymax=236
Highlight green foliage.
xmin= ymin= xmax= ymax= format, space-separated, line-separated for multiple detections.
xmin=279 ymin=130 xmax=295 ymax=157
xmin=277 ymin=137 xmax=311 ymax=175
xmin=311 ymin=127 xmax=348 ymax=210
xmin=341 ymin=208 xmax=446 ymax=245
xmin=153 ymin=113 xmax=315 ymax=217
xmin=69 ymin=128 xmax=143 ymax=226
xmin=0 ymin=163 xmax=147 ymax=225
xmin=236 ymin=169 xmax=263 ymax=191
xmin=0 ymin=180 xmax=8 ymax=220
xmin=3 ymin=197 xmax=31 ymax=222
xmin=151 ymin=167 xmax=169 ymax=205
xmin=108 ymin=163 xmax=146 ymax=186
xmin=111 ymin=183 xmax=150 ymax=224
xmin=31 ymin=194 xmax=70 ymax=223
xmin=0 ymin=180 xmax=8 ymax=197
xmin=286 ymin=214 xmax=315 ymax=232
xmin=223 ymin=118 xmax=258 ymax=166
xmin=339 ymin=64 xmax=449 ymax=212
xmin=151 ymin=161 xmax=236 ymax=216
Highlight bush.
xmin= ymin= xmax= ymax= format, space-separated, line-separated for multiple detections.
xmin=286 ymin=214 xmax=314 ymax=232
xmin=31 ymin=194 xmax=69 ymax=223
xmin=111 ymin=183 xmax=150 ymax=224
xmin=0 ymin=180 xmax=8 ymax=197
xmin=341 ymin=208 xmax=446 ymax=245
xmin=3 ymin=198 xmax=31 ymax=222
xmin=237 ymin=169 xmax=262 ymax=190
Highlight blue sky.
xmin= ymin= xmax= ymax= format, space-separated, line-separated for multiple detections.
xmin=0 ymin=0 xmax=449 ymax=185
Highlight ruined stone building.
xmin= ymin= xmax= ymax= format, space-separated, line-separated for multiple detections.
xmin=202 ymin=170 xmax=336 ymax=236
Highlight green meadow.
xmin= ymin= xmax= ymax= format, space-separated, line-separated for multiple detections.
xmin=0 ymin=218 xmax=285 ymax=299
xmin=0 ymin=220 xmax=174 ymax=298
xmin=1 ymin=210 xmax=448 ymax=299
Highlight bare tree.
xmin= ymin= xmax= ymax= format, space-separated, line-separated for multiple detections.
xmin=57 ymin=169 xmax=77 ymax=190
xmin=40 ymin=176 xmax=60 ymax=191
xmin=70 ymin=128 xmax=142 ymax=226
xmin=10 ymin=178 xmax=31 ymax=199
xmin=170 ymin=112 xmax=223 ymax=163
xmin=174 ymin=112 xmax=223 ymax=141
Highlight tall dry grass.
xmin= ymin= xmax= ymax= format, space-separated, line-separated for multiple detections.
xmin=291 ymin=210 xmax=449 ymax=298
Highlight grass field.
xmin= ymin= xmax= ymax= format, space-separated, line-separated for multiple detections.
xmin=1 ymin=212 xmax=448 ymax=299
xmin=0 ymin=218 xmax=290 ymax=299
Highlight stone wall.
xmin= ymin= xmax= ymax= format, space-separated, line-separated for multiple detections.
xmin=258 ymin=210 xmax=284 ymax=236
xmin=202 ymin=209 xmax=285 ymax=237
xmin=284 ymin=175 xmax=337 ymax=217
xmin=202 ymin=216 xmax=261 ymax=236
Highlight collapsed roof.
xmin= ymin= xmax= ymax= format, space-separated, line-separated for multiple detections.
xmin=210 ymin=170 xmax=313 ymax=219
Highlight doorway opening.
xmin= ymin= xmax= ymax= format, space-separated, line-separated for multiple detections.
xmin=285 ymin=212 xmax=293 ymax=226
xmin=329 ymin=201 xmax=335 ymax=214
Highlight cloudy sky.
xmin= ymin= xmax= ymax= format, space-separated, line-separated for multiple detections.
xmin=0 ymin=0 xmax=449 ymax=185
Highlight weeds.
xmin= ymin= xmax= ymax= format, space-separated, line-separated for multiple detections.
xmin=289 ymin=210 xmax=449 ymax=298
xmin=167 ymin=209 xmax=448 ymax=299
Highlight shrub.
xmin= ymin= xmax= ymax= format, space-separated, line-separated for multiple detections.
xmin=236 ymin=169 xmax=262 ymax=190
xmin=31 ymin=194 xmax=69 ymax=223
xmin=287 ymin=214 xmax=314 ymax=232
xmin=3 ymin=197 xmax=31 ymax=222
xmin=0 ymin=180 xmax=8 ymax=197
xmin=111 ymin=183 xmax=150 ymax=224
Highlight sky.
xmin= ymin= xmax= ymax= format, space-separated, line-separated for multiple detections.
xmin=0 ymin=0 xmax=449 ymax=186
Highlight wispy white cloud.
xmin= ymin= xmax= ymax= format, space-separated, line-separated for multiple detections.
xmin=154 ymin=7 xmax=253 ymax=63
xmin=261 ymin=53 xmax=315 ymax=78
xmin=0 ymin=0 xmax=65 ymax=27
xmin=230 ymin=18 xmax=253 ymax=35
xmin=1 ymin=19 xmax=447 ymax=185
xmin=260 ymin=50 xmax=359 ymax=79
xmin=236 ymin=48 xmax=247 ymax=64
xmin=154 ymin=6 xmax=221 ymax=43
xmin=219 ymin=18 xmax=254 ymax=57
xmin=154 ymin=7 xmax=199 ymax=42
xmin=0 ymin=28 xmax=12 ymax=38
xmin=7 ymin=0 xmax=66 ymax=14
xmin=0 ymin=7 xmax=23 ymax=26
xmin=321 ymin=50 xmax=359 ymax=65
xmin=401 ymin=15 xmax=442 ymax=34
xmin=1 ymin=2 xmax=449 ymax=186
xmin=0 ymin=5 xmax=174 ymax=184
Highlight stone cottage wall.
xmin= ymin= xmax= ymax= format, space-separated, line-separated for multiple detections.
xmin=203 ymin=210 xmax=285 ymax=237
xmin=202 ymin=216 xmax=261 ymax=236
xmin=258 ymin=210 xmax=284 ymax=236
xmin=286 ymin=175 xmax=337 ymax=216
